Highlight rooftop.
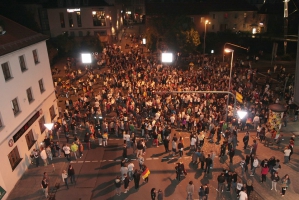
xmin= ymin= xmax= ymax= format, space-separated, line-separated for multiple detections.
xmin=0 ymin=15 xmax=48 ymax=56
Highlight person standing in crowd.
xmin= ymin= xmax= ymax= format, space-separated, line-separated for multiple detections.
xmin=238 ymin=187 xmax=248 ymax=200
xmin=123 ymin=143 xmax=128 ymax=161
xmin=63 ymin=144 xmax=71 ymax=161
xmin=128 ymin=161 xmax=135 ymax=181
xmin=151 ymin=188 xmax=156 ymax=200
xmin=78 ymin=142 xmax=84 ymax=158
xmin=68 ymin=165 xmax=76 ymax=184
xmin=163 ymin=136 xmax=170 ymax=153
xmin=260 ymin=162 xmax=269 ymax=183
xmin=34 ymin=149 xmax=40 ymax=167
xmin=246 ymin=179 xmax=254 ymax=198
xmin=123 ymin=173 xmax=130 ymax=193
xmin=172 ymin=139 xmax=177 ymax=157
xmin=71 ymin=142 xmax=78 ymax=160
xmin=178 ymin=140 xmax=184 ymax=158
xmin=217 ymin=173 xmax=225 ymax=192
xmin=40 ymin=147 xmax=48 ymax=166
xmin=271 ymin=172 xmax=280 ymax=192
xmin=281 ymin=174 xmax=291 ymax=197
xmin=114 ymin=176 xmax=121 ymax=196
xmin=243 ymin=131 xmax=249 ymax=150
xmin=133 ymin=169 xmax=141 ymax=189
xmin=141 ymin=165 xmax=150 ymax=183
xmin=204 ymin=154 xmax=212 ymax=174
xmin=157 ymin=189 xmax=163 ymax=200
xmin=186 ymin=181 xmax=194 ymax=200
xmin=283 ymin=146 xmax=291 ymax=164
xmin=41 ymin=177 xmax=49 ymax=198
xmin=250 ymin=156 xmax=259 ymax=176
xmin=61 ymin=170 xmax=69 ymax=189
xmin=229 ymin=147 xmax=235 ymax=164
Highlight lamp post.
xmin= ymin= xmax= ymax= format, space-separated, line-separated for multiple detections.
xmin=44 ymin=123 xmax=55 ymax=144
xmin=204 ymin=20 xmax=210 ymax=55
xmin=224 ymin=48 xmax=234 ymax=122
xmin=222 ymin=42 xmax=249 ymax=62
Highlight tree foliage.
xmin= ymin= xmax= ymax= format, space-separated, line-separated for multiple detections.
xmin=146 ymin=15 xmax=200 ymax=53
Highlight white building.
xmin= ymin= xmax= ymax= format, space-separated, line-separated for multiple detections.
xmin=46 ymin=0 xmax=124 ymax=42
xmin=0 ymin=15 xmax=58 ymax=199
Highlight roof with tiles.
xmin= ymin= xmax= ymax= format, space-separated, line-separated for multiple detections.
xmin=0 ymin=15 xmax=48 ymax=56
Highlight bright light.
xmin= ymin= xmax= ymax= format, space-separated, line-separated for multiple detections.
xmin=142 ymin=38 xmax=146 ymax=44
xmin=67 ymin=8 xmax=80 ymax=13
xmin=237 ymin=110 xmax=247 ymax=119
xmin=92 ymin=11 xmax=96 ymax=15
xmin=211 ymin=50 xmax=214 ymax=53
xmin=127 ymin=11 xmax=131 ymax=14
xmin=161 ymin=53 xmax=173 ymax=63
xmin=252 ymin=28 xmax=257 ymax=34
xmin=224 ymin=48 xmax=234 ymax=53
xmin=81 ymin=53 xmax=92 ymax=64
xmin=44 ymin=123 xmax=54 ymax=130
xmin=205 ymin=20 xmax=210 ymax=24
xmin=106 ymin=15 xmax=110 ymax=18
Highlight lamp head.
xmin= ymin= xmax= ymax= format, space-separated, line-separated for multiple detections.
xmin=224 ymin=48 xmax=234 ymax=53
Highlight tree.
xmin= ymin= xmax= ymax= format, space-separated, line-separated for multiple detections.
xmin=145 ymin=15 xmax=200 ymax=53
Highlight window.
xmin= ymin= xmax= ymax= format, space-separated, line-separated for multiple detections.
xmin=224 ymin=13 xmax=228 ymax=19
xmin=11 ymin=98 xmax=20 ymax=115
xmin=68 ymin=13 xmax=74 ymax=27
xmin=244 ymin=13 xmax=247 ymax=18
xmin=26 ymin=87 xmax=34 ymax=103
xmin=8 ymin=147 xmax=22 ymax=170
xmin=38 ymin=79 xmax=45 ymax=93
xmin=92 ymin=11 xmax=106 ymax=26
xmin=212 ymin=24 xmax=214 ymax=30
xmin=19 ymin=55 xmax=27 ymax=72
xmin=39 ymin=116 xmax=46 ymax=133
xmin=243 ymin=23 xmax=247 ymax=29
xmin=253 ymin=13 xmax=256 ymax=19
xmin=76 ymin=12 xmax=82 ymax=27
xmin=32 ymin=49 xmax=39 ymax=64
xmin=70 ymin=31 xmax=75 ymax=37
xmin=0 ymin=113 xmax=3 ymax=128
xmin=25 ymin=130 xmax=36 ymax=150
xmin=60 ymin=12 xmax=65 ymax=28
xmin=212 ymin=14 xmax=215 ymax=19
xmin=1 ymin=62 xmax=12 ymax=81
xmin=78 ymin=31 xmax=83 ymax=37
xmin=200 ymin=17 xmax=204 ymax=23
xmin=49 ymin=105 xmax=56 ymax=120
xmin=234 ymin=13 xmax=238 ymax=19
xmin=190 ymin=17 xmax=194 ymax=23
xmin=83 ymin=0 xmax=88 ymax=5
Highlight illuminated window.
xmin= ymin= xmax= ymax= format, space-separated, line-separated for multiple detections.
xmin=68 ymin=13 xmax=74 ymax=27
xmin=76 ymin=12 xmax=82 ymax=27
xmin=32 ymin=49 xmax=39 ymax=64
xmin=59 ymin=12 xmax=65 ymax=28
xmin=38 ymin=79 xmax=45 ymax=93
xmin=1 ymin=62 xmax=12 ymax=81
xmin=8 ymin=147 xmax=22 ymax=170
xmin=26 ymin=87 xmax=34 ymax=103
xmin=92 ymin=11 xmax=106 ymax=26
xmin=244 ymin=13 xmax=247 ymax=18
xmin=11 ymin=98 xmax=20 ymax=115
xmin=25 ymin=130 xmax=36 ymax=150
xmin=19 ymin=55 xmax=27 ymax=72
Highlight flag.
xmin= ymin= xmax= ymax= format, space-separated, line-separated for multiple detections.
xmin=141 ymin=168 xmax=150 ymax=179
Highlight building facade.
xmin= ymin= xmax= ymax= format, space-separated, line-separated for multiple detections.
xmin=0 ymin=15 xmax=57 ymax=199
xmin=46 ymin=0 xmax=124 ymax=42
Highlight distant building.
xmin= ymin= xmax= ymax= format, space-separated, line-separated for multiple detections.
xmin=145 ymin=0 xmax=268 ymax=34
xmin=0 ymin=15 xmax=57 ymax=199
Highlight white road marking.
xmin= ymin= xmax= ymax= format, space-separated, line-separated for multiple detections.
xmin=85 ymin=161 xmax=90 ymax=163
xmin=146 ymin=158 xmax=152 ymax=160
xmin=108 ymin=160 xmax=113 ymax=161
xmin=77 ymin=161 xmax=84 ymax=163
xmin=70 ymin=161 xmax=76 ymax=163
xmin=153 ymin=158 xmax=159 ymax=160
xmin=115 ymin=159 xmax=121 ymax=161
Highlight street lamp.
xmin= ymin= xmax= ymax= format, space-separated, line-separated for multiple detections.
xmin=44 ymin=123 xmax=55 ymax=143
xmin=224 ymin=48 xmax=234 ymax=122
xmin=204 ymin=20 xmax=210 ymax=55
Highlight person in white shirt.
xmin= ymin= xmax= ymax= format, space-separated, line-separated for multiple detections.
xmin=190 ymin=136 xmax=197 ymax=152
xmin=127 ymin=162 xmax=135 ymax=181
xmin=284 ymin=146 xmax=291 ymax=163
xmin=238 ymin=188 xmax=248 ymax=200
xmin=40 ymin=148 xmax=48 ymax=166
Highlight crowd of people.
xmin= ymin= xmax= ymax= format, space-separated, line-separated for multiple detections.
xmin=33 ymin=26 xmax=298 ymax=199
